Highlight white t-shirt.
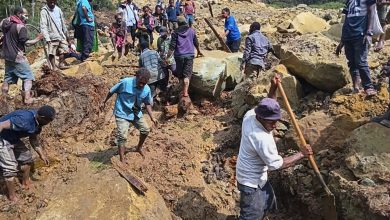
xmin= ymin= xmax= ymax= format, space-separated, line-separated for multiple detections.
xmin=49 ymin=6 xmax=63 ymax=34
xmin=236 ymin=109 xmax=283 ymax=188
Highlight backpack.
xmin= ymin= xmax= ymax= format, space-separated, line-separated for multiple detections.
xmin=71 ymin=2 xmax=82 ymax=39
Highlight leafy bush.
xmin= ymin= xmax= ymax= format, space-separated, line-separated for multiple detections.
xmin=266 ymin=0 xmax=344 ymax=8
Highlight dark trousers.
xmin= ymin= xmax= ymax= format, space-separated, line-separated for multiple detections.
xmin=227 ymin=38 xmax=241 ymax=53
xmin=238 ymin=181 xmax=276 ymax=220
xmin=127 ymin=25 xmax=137 ymax=46
xmin=344 ymin=37 xmax=373 ymax=90
xmin=81 ymin=25 xmax=95 ymax=61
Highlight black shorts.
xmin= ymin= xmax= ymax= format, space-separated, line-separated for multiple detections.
xmin=175 ymin=56 xmax=194 ymax=79
xmin=227 ymin=38 xmax=241 ymax=53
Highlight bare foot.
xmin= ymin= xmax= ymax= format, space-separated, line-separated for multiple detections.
xmin=22 ymin=179 xmax=32 ymax=189
xmin=8 ymin=194 xmax=18 ymax=202
xmin=375 ymin=40 xmax=385 ymax=52
xmin=136 ymin=149 xmax=145 ymax=158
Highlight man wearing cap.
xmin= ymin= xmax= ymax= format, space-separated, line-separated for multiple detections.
xmin=236 ymin=76 xmax=313 ymax=220
xmin=167 ymin=16 xmax=203 ymax=97
xmin=0 ymin=105 xmax=56 ymax=201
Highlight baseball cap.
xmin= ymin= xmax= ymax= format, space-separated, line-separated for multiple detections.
xmin=255 ymin=98 xmax=281 ymax=121
xmin=159 ymin=26 xmax=168 ymax=36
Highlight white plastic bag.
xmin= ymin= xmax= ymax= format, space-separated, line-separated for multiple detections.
xmin=373 ymin=7 xmax=384 ymax=35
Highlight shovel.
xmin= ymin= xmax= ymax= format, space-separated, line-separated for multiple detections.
xmin=277 ymin=82 xmax=337 ymax=220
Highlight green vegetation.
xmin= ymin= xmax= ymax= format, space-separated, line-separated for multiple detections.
xmin=267 ymin=0 xmax=344 ymax=9
xmin=0 ymin=0 xmax=115 ymax=24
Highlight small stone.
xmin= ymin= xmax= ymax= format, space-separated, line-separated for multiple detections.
xmin=359 ymin=178 xmax=376 ymax=187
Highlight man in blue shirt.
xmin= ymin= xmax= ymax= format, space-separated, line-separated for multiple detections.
xmin=102 ymin=68 xmax=158 ymax=161
xmin=77 ymin=0 xmax=95 ymax=61
xmin=166 ymin=0 xmax=178 ymax=32
xmin=336 ymin=0 xmax=377 ymax=96
xmin=0 ymin=105 xmax=56 ymax=201
xmin=221 ymin=8 xmax=241 ymax=53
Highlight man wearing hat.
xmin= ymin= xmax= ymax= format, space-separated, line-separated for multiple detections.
xmin=167 ymin=15 xmax=203 ymax=97
xmin=236 ymin=76 xmax=312 ymax=220
xmin=0 ymin=105 xmax=56 ymax=201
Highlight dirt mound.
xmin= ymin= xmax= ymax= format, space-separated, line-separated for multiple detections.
xmin=33 ymin=71 xmax=109 ymax=141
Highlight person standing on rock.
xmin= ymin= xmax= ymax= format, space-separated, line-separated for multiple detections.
xmin=336 ymin=0 xmax=377 ymax=96
xmin=0 ymin=105 xmax=55 ymax=202
xmin=102 ymin=68 xmax=158 ymax=161
xmin=40 ymin=0 xmax=70 ymax=70
xmin=139 ymin=41 xmax=166 ymax=98
xmin=1 ymin=7 xmax=44 ymax=104
xmin=118 ymin=0 xmax=139 ymax=50
xmin=241 ymin=22 xmax=274 ymax=79
xmin=221 ymin=8 xmax=241 ymax=53
xmin=167 ymin=16 xmax=203 ymax=97
xmin=76 ymin=0 xmax=95 ymax=61
xmin=236 ymin=76 xmax=313 ymax=220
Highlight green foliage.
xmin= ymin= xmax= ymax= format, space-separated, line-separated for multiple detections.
xmin=267 ymin=0 xmax=344 ymax=8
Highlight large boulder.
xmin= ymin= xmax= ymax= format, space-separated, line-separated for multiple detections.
xmin=282 ymin=111 xmax=360 ymax=152
xmin=62 ymin=61 xmax=104 ymax=77
xmin=36 ymin=163 xmax=172 ymax=220
xmin=191 ymin=51 xmax=242 ymax=98
xmin=274 ymin=34 xmax=349 ymax=92
xmin=345 ymin=123 xmax=390 ymax=181
xmin=231 ymin=65 xmax=303 ymax=118
xmin=291 ymin=12 xmax=330 ymax=34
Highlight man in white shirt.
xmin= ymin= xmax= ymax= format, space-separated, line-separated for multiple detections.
xmin=40 ymin=0 xmax=69 ymax=70
xmin=118 ymin=0 xmax=139 ymax=49
xmin=236 ymin=76 xmax=313 ymax=220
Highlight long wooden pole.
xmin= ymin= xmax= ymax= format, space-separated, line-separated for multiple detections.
xmin=277 ymin=82 xmax=333 ymax=196
xmin=204 ymin=18 xmax=232 ymax=53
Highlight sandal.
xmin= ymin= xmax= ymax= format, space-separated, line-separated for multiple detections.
xmin=365 ymin=88 xmax=377 ymax=97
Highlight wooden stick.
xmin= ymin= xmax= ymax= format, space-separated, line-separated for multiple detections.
xmin=111 ymin=157 xmax=148 ymax=195
xmin=277 ymin=82 xmax=333 ymax=196
xmin=208 ymin=1 xmax=214 ymax=17
xmin=204 ymin=18 xmax=232 ymax=53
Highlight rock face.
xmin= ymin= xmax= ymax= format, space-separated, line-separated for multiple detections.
xmin=274 ymin=34 xmax=349 ymax=92
xmin=63 ymin=61 xmax=104 ymax=77
xmin=281 ymin=111 xmax=359 ymax=152
xmin=191 ymin=51 xmax=242 ymax=98
xmin=345 ymin=123 xmax=390 ymax=181
xmin=231 ymin=64 xmax=302 ymax=118
xmin=291 ymin=12 xmax=330 ymax=34
xmin=36 ymin=163 xmax=172 ymax=220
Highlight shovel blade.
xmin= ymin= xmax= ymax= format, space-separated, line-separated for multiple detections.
xmin=322 ymin=194 xmax=337 ymax=220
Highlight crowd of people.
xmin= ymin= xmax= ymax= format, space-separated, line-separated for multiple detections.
xmin=0 ymin=0 xmax=389 ymax=219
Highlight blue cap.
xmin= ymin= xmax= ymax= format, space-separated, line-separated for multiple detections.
xmin=255 ymin=98 xmax=281 ymax=120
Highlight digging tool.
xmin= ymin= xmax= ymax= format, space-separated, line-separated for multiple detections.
xmin=207 ymin=1 xmax=214 ymax=17
xmin=204 ymin=18 xmax=232 ymax=53
xmin=277 ymin=82 xmax=337 ymax=220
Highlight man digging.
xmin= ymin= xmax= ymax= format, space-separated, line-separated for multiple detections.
xmin=102 ymin=68 xmax=158 ymax=161
xmin=236 ymin=76 xmax=313 ymax=220
xmin=0 ymin=105 xmax=55 ymax=202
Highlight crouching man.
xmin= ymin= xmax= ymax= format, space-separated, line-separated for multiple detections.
xmin=102 ymin=68 xmax=158 ymax=161
xmin=0 ymin=105 xmax=56 ymax=201
xmin=236 ymin=76 xmax=313 ymax=220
